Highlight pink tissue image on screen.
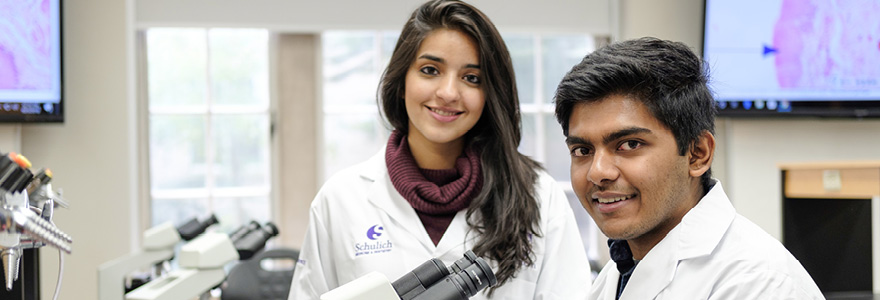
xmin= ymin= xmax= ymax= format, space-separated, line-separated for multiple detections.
xmin=0 ymin=0 xmax=53 ymax=90
xmin=0 ymin=46 xmax=18 ymax=89
xmin=773 ymin=0 xmax=880 ymax=90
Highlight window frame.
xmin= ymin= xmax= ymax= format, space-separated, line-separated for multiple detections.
xmin=137 ymin=27 xmax=277 ymax=233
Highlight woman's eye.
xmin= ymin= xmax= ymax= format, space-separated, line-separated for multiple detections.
xmin=619 ymin=140 xmax=643 ymax=151
xmin=420 ymin=66 xmax=439 ymax=75
xmin=463 ymin=74 xmax=480 ymax=84
xmin=570 ymin=147 xmax=591 ymax=157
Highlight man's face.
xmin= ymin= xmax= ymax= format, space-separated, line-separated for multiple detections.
xmin=565 ymin=95 xmax=696 ymax=245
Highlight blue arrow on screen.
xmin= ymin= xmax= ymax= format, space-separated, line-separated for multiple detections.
xmin=763 ymin=44 xmax=778 ymax=57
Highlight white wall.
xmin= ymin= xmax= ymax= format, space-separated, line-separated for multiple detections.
xmin=22 ymin=0 xmax=136 ymax=299
xmin=723 ymin=119 xmax=880 ymax=238
xmin=0 ymin=125 xmax=22 ymax=152
xmin=618 ymin=0 xmax=880 ymax=240
xmin=135 ymin=0 xmax=611 ymax=34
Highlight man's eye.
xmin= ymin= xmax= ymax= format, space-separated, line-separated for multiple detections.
xmin=570 ymin=147 xmax=591 ymax=157
xmin=619 ymin=140 xmax=643 ymax=151
xmin=420 ymin=66 xmax=439 ymax=75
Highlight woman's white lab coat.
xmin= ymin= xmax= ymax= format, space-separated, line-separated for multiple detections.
xmin=589 ymin=182 xmax=823 ymax=300
xmin=288 ymin=150 xmax=591 ymax=300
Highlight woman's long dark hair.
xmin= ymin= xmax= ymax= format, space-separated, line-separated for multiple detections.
xmin=378 ymin=0 xmax=542 ymax=292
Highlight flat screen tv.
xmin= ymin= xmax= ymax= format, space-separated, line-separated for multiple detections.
xmin=0 ymin=0 xmax=63 ymax=122
xmin=703 ymin=0 xmax=880 ymax=117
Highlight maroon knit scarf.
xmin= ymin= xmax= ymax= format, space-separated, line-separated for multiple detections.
xmin=385 ymin=130 xmax=483 ymax=245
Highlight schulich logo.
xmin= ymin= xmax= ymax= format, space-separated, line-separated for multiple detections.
xmin=367 ymin=225 xmax=384 ymax=240
xmin=355 ymin=224 xmax=392 ymax=256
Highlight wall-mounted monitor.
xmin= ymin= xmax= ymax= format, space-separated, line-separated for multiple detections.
xmin=0 ymin=0 xmax=63 ymax=122
xmin=703 ymin=0 xmax=880 ymax=117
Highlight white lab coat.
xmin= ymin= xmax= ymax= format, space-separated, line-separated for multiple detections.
xmin=289 ymin=149 xmax=591 ymax=300
xmin=589 ymin=181 xmax=824 ymax=300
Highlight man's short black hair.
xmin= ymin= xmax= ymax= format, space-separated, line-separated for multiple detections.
xmin=554 ymin=37 xmax=717 ymax=189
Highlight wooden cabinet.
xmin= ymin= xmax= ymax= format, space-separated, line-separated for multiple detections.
xmin=780 ymin=161 xmax=880 ymax=297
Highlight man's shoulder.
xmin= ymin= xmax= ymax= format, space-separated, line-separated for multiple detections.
xmin=693 ymin=214 xmax=812 ymax=277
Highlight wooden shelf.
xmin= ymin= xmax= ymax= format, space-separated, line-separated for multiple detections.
xmin=780 ymin=161 xmax=880 ymax=199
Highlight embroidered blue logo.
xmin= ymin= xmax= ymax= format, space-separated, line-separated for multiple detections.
xmin=367 ymin=225 xmax=384 ymax=240
xmin=355 ymin=224 xmax=392 ymax=256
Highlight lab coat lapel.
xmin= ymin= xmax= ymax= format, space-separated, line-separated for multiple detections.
xmin=433 ymin=210 xmax=470 ymax=256
xmin=619 ymin=230 xmax=678 ymax=299
xmin=362 ymin=151 xmax=436 ymax=251
xmin=594 ymin=262 xmax=621 ymax=300
xmin=620 ymin=181 xmax=734 ymax=300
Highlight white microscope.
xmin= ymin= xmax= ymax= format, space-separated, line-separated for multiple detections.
xmin=97 ymin=214 xmax=219 ymax=300
xmin=123 ymin=221 xmax=279 ymax=300
xmin=321 ymin=250 xmax=497 ymax=300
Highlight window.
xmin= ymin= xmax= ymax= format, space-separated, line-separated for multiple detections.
xmin=321 ymin=31 xmax=398 ymax=178
xmin=506 ymin=34 xmax=595 ymax=181
xmin=144 ymin=28 xmax=272 ymax=233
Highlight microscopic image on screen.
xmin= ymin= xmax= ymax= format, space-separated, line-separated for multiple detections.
xmin=773 ymin=0 xmax=880 ymax=91
xmin=0 ymin=0 xmax=53 ymax=90
xmin=704 ymin=0 xmax=880 ymax=103
xmin=0 ymin=0 xmax=62 ymax=122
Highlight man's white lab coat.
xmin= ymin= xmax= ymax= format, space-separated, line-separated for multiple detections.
xmin=590 ymin=181 xmax=823 ymax=300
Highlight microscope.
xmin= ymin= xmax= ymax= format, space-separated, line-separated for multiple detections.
xmin=98 ymin=214 xmax=219 ymax=300
xmin=321 ymin=250 xmax=497 ymax=300
xmin=124 ymin=221 xmax=279 ymax=300
xmin=0 ymin=152 xmax=74 ymax=293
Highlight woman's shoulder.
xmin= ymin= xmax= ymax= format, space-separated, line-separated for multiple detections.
xmin=531 ymin=169 xmax=563 ymax=198
xmin=320 ymin=150 xmax=386 ymax=188
xmin=532 ymin=168 xmax=559 ymax=186
xmin=527 ymin=169 xmax=578 ymax=218
xmin=312 ymin=150 xmax=386 ymax=206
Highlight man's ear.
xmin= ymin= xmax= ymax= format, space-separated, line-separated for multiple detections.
xmin=688 ymin=130 xmax=715 ymax=178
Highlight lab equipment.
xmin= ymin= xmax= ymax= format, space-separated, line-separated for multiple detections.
xmin=0 ymin=152 xmax=73 ymax=293
xmin=123 ymin=221 xmax=281 ymax=300
xmin=320 ymin=250 xmax=496 ymax=300
xmin=98 ymin=214 xmax=219 ymax=300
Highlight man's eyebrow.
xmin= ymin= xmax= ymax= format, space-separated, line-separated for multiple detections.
xmin=565 ymin=135 xmax=588 ymax=146
xmin=565 ymin=127 xmax=652 ymax=146
xmin=604 ymin=127 xmax=652 ymax=144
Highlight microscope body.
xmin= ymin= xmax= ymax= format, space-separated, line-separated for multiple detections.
xmin=320 ymin=272 xmax=399 ymax=300
xmin=98 ymin=222 xmax=180 ymax=300
xmin=320 ymin=250 xmax=497 ymax=300
xmin=98 ymin=214 xmax=220 ymax=300
xmin=125 ymin=232 xmax=239 ymax=300
xmin=122 ymin=221 xmax=279 ymax=300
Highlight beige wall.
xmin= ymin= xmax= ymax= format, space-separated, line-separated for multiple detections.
xmin=276 ymin=34 xmax=320 ymax=249
xmin=618 ymin=0 xmax=880 ymax=240
xmin=18 ymin=0 xmax=136 ymax=299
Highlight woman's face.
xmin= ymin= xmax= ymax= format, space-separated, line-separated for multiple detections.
xmin=404 ymin=28 xmax=485 ymax=151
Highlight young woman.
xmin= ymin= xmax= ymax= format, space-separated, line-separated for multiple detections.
xmin=289 ymin=1 xmax=590 ymax=299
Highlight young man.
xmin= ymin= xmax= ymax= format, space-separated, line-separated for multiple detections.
xmin=554 ymin=37 xmax=823 ymax=299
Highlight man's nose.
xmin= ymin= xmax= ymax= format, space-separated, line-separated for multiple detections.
xmin=587 ymin=150 xmax=619 ymax=185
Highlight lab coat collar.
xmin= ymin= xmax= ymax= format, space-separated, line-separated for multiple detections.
xmin=618 ymin=180 xmax=734 ymax=299
xmin=674 ymin=180 xmax=735 ymax=261
xmin=360 ymin=148 xmax=471 ymax=256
